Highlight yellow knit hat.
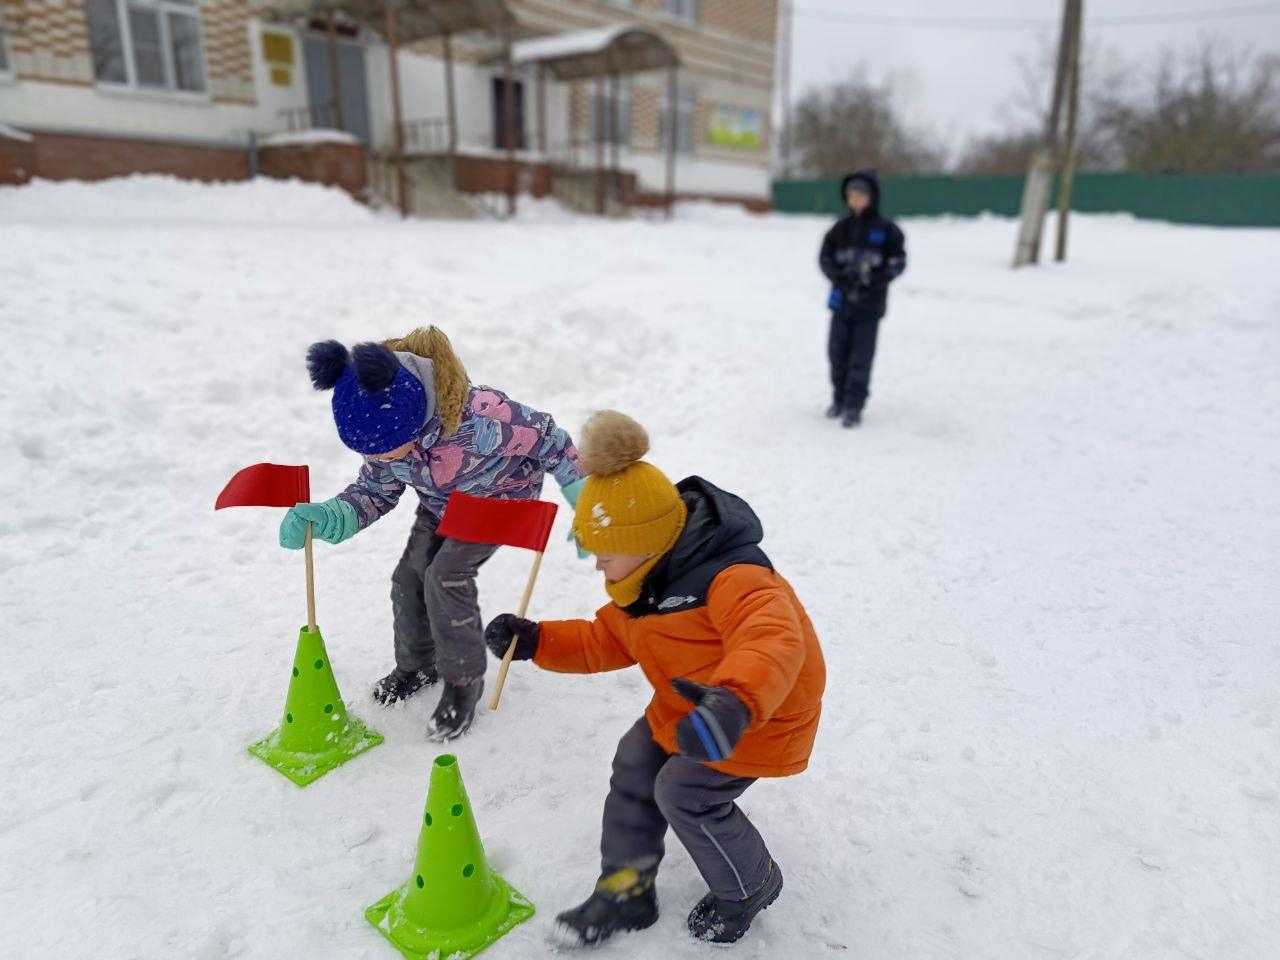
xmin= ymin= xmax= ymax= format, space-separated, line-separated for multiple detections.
xmin=572 ymin=411 xmax=687 ymax=605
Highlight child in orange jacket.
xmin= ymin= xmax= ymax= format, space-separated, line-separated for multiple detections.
xmin=484 ymin=411 xmax=826 ymax=946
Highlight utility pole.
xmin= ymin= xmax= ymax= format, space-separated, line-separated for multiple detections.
xmin=775 ymin=0 xmax=793 ymax=177
xmin=1054 ymin=0 xmax=1083 ymax=262
xmin=1013 ymin=0 xmax=1079 ymax=268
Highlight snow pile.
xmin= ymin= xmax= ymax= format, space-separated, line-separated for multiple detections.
xmin=1 ymin=177 xmax=1278 ymax=959
xmin=0 ymin=173 xmax=373 ymax=226
xmin=259 ymin=129 xmax=362 ymax=148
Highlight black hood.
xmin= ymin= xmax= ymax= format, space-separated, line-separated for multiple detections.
xmin=625 ymin=477 xmax=772 ymax=617
xmin=839 ymin=168 xmax=881 ymax=214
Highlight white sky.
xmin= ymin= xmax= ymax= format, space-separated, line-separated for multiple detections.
xmin=787 ymin=1 xmax=1280 ymax=156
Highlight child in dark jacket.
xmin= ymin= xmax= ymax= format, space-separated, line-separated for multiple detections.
xmin=484 ymin=411 xmax=825 ymax=946
xmin=278 ymin=327 xmax=583 ymax=740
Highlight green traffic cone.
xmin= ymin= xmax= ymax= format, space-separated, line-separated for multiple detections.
xmin=365 ymin=754 xmax=534 ymax=959
xmin=248 ymin=625 xmax=383 ymax=787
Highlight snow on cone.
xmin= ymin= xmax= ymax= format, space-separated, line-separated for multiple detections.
xmin=365 ymin=754 xmax=534 ymax=959
xmin=248 ymin=625 xmax=383 ymax=787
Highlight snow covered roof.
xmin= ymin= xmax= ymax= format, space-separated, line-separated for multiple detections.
xmin=0 ymin=123 xmax=34 ymax=143
xmin=511 ymin=24 xmax=679 ymax=81
xmin=259 ymin=129 xmax=360 ymax=149
xmin=249 ymin=0 xmax=512 ymax=43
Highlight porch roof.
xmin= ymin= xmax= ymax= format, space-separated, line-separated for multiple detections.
xmin=250 ymin=0 xmax=514 ymax=44
xmin=511 ymin=24 xmax=680 ymax=80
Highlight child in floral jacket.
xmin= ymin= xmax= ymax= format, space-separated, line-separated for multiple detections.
xmin=279 ymin=327 xmax=583 ymax=740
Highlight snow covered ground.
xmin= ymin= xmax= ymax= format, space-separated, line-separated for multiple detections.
xmin=1 ymin=176 xmax=1278 ymax=960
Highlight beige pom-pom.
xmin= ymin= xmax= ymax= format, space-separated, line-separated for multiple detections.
xmin=578 ymin=410 xmax=650 ymax=476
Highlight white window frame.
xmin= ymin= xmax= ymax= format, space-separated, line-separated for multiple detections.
xmin=661 ymin=87 xmax=696 ymax=155
xmin=90 ymin=0 xmax=210 ymax=98
xmin=0 ymin=8 xmax=14 ymax=80
xmin=589 ymin=80 xmax=631 ymax=147
xmin=665 ymin=0 xmax=698 ymax=24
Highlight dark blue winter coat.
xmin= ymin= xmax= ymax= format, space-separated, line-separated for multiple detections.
xmin=818 ymin=169 xmax=907 ymax=314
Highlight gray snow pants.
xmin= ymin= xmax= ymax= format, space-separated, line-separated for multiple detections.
xmin=390 ymin=502 xmax=498 ymax=684
xmin=601 ymin=717 xmax=773 ymax=902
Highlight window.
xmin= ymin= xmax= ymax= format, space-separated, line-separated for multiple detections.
xmin=0 ymin=9 xmax=12 ymax=74
xmin=665 ymin=0 xmax=698 ymax=23
xmin=589 ymin=83 xmax=631 ymax=146
xmin=661 ymin=88 xmax=696 ymax=154
xmin=85 ymin=0 xmax=207 ymax=93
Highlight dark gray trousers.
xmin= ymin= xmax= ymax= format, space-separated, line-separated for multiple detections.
xmin=390 ymin=502 xmax=497 ymax=684
xmin=828 ymin=304 xmax=884 ymax=412
xmin=601 ymin=717 xmax=773 ymax=902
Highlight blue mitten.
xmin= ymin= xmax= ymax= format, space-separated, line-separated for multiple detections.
xmin=827 ymin=285 xmax=844 ymax=311
xmin=279 ymin=498 xmax=359 ymax=549
xmin=672 ymin=678 xmax=751 ymax=763
xmin=561 ymin=477 xmax=590 ymax=558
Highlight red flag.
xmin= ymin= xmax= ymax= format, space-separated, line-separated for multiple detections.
xmin=215 ymin=463 xmax=311 ymax=510
xmin=437 ymin=492 xmax=558 ymax=552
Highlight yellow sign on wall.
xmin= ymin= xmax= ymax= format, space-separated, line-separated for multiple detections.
xmin=262 ymin=31 xmax=296 ymax=87
xmin=709 ymin=106 xmax=764 ymax=150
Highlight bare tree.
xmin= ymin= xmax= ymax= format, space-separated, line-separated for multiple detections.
xmin=787 ymin=67 xmax=947 ymax=176
xmin=1092 ymin=40 xmax=1280 ymax=173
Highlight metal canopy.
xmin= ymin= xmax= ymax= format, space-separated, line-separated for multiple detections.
xmin=251 ymin=0 xmax=513 ymax=44
xmin=511 ymin=24 xmax=680 ymax=81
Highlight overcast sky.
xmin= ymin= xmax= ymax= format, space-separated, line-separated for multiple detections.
xmin=788 ymin=1 xmax=1280 ymax=157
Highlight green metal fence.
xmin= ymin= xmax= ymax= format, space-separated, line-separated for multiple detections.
xmin=772 ymin=173 xmax=1280 ymax=227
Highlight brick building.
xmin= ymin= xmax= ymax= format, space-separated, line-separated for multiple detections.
xmin=0 ymin=0 xmax=778 ymax=208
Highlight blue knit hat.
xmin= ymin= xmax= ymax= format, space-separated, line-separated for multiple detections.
xmin=306 ymin=340 xmax=427 ymax=455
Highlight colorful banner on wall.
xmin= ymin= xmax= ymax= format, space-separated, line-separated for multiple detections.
xmin=708 ymin=106 xmax=764 ymax=150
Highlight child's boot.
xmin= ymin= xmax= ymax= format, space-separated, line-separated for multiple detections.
xmin=687 ymin=860 xmax=783 ymax=944
xmin=371 ymin=666 xmax=438 ymax=705
xmin=554 ymin=865 xmax=659 ymax=947
xmin=426 ymin=679 xmax=483 ymax=741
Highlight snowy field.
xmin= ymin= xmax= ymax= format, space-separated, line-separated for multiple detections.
xmin=1 ymin=177 xmax=1278 ymax=960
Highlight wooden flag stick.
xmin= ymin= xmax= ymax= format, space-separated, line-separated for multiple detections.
xmin=304 ymin=523 xmax=317 ymax=633
xmin=489 ymin=550 xmax=544 ymax=711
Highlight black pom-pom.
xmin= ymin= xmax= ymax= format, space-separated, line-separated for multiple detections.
xmin=351 ymin=342 xmax=401 ymax=393
xmin=306 ymin=340 xmax=350 ymax=391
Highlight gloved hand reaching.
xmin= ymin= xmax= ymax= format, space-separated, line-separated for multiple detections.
xmin=278 ymin=498 xmax=359 ymax=549
xmin=484 ymin=614 xmax=540 ymax=661
xmin=672 ymin=678 xmax=751 ymax=763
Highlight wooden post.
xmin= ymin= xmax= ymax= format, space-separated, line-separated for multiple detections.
xmin=488 ymin=551 xmax=544 ymax=711
xmin=609 ymin=72 xmax=620 ymax=208
xmin=777 ymin=0 xmax=792 ymax=177
xmin=303 ymin=526 xmax=317 ymax=632
xmin=594 ymin=76 xmax=605 ymax=215
xmin=1025 ymin=0 xmax=1077 ymax=265
xmin=443 ymin=32 xmax=458 ymax=177
xmin=536 ymin=63 xmax=547 ymax=156
xmin=327 ymin=11 xmax=345 ymax=131
xmin=1054 ymin=0 xmax=1083 ymax=263
xmin=384 ymin=0 xmax=409 ymax=218
xmin=664 ymin=65 xmax=678 ymax=220
xmin=503 ymin=21 xmax=518 ymax=218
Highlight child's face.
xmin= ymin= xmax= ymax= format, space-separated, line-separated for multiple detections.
xmin=595 ymin=553 xmax=651 ymax=582
xmin=846 ymin=187 xmax=871 ymax=213
xmin=368 ymin=440 xmax=416 ymax=462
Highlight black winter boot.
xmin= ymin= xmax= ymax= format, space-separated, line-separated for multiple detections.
xmin=371 ymin=667 xmax=438 ymax=705
xmin=687 ymin=861 xmax=783 ymax=944
xmin=841 ymin=407 xmax=863 ymax=428
xmin=426 ymin=679 xmax=483 ymax=741
xmin=553 ymin=866 xmax=659 ymax=948
xmin=825 ymin=401 xmax=843 ymax=419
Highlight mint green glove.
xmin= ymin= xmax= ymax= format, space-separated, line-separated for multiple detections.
xmin=561 ymin=477 xmax=587 ymax=508
xmin=279 ymin=498 xmax=359 ymax=549
xmin=560 ymin=477 xmax=590 ymax=558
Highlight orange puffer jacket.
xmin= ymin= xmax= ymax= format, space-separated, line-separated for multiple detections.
xmin=534 ymin=478 xmax=825 ymax=779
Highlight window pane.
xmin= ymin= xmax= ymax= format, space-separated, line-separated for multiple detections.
xmin=168 ymin=12 xmax=205 ymax=92
xmin=128 ymin=6 xmax=166 ymax=87
xmin=85 ymin=0 xmax=127 ymax=83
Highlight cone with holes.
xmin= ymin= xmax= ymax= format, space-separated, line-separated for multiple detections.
xmin=247 ymin=625 xmax=383 ymax=787
xmin=365 ymin=754 xmax=534 ymax=958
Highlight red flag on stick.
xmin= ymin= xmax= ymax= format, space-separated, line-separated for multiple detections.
xmin=215 ymin=462 xmax=317 ymax=631
xmin=437 ymin=492 xmax=560 ymax=712
xmin=436 ymin=491 xmax=558 ymax=552
xmin=215 ymin=463 xmax=311 ymax=510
